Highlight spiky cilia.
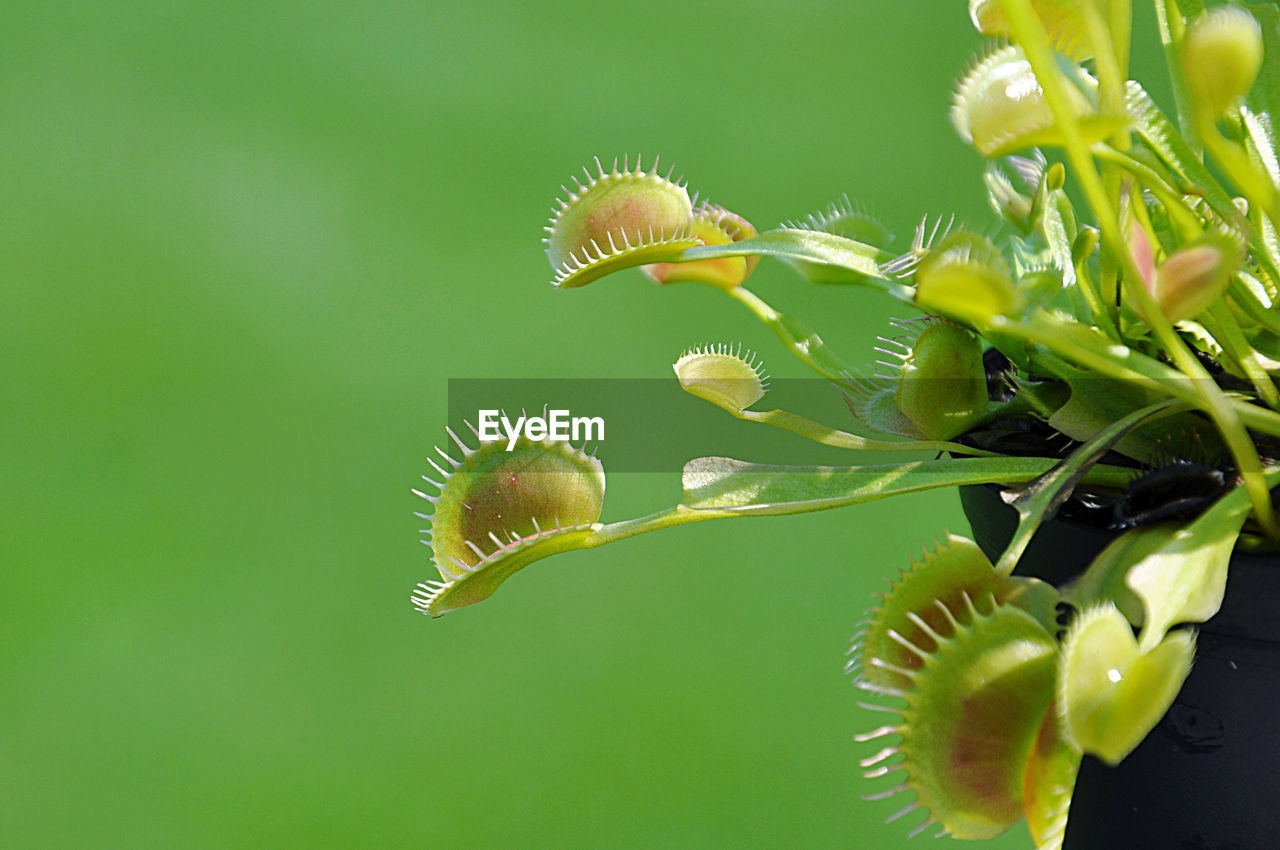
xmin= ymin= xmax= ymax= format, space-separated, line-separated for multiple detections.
xmin=411 ymin=424 xmax=605 ymax=616
xmin=673 ymin=343 xmax=769 ymax=413
xmin=544 ymin=155 xmax=701 ymax=289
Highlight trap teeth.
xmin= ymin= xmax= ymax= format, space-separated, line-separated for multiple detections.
xmin=779 ymin=195 xmax=892 ymax=284
xmin=913 ymin=231 xmax=1022 ymax=324
xmin=862 ymin=596 xmax=1060 ymax=840
xmin=950 ymin=46 xmax=1123 ymax=158
xmin=411 ymin=431 xmax=605 ymax=616
xmin=673 ymin=343 xmax=768 ymax=412
xmin=847 ymin=316 xmax=991 ymax=441
xmin=787 ymin=194 xmax=891 ymax=247
xmin=854 ymin=535 xmax=1003 ymax=689
xmin=545 ymin=156 xmax=702 ymax=289
xmin=854 ymin=536 xmax=1070 ymax=840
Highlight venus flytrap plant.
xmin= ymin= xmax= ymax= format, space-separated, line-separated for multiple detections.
xmin=416 ymin=1 xmax=1280 ymax=846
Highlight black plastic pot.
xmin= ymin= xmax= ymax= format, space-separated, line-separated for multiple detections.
xmin=960 ymin=484 xmax=1280 ymax=850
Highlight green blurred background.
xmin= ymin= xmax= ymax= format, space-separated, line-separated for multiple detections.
xmin=2 ymin=3 xmax=1170 ymax=847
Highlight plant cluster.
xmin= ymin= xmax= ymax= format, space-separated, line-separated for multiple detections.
xmin=413 ymin=1 xmax=1280 ymax=846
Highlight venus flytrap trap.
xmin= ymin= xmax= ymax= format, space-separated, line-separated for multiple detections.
xmin=847 ymin=317 xmax=1002 ymax=441
xmin=858 ymin=586 xmax=1061 ymax=840
xmin=410 ymin=427 xmax=606 ymax=616
xmin=672 ymin=344 xmax=769 ymax=413
xmin=545 ymin=155 xmax=700 ymax=289
xmin=951 ymin=45 xmax=1128 ymax=157
xmin=415 ymin=1 xmax=1280 ymax=846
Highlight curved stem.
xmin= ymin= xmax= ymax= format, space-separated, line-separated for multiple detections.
xmin=724 ymin=285 xmax=861 ymax=391
xmin=584 ymin=458 xmax=1138 ymax=546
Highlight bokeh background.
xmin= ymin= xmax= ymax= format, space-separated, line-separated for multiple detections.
xmin=2 ymin=3 xmax=1171 ymax=847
